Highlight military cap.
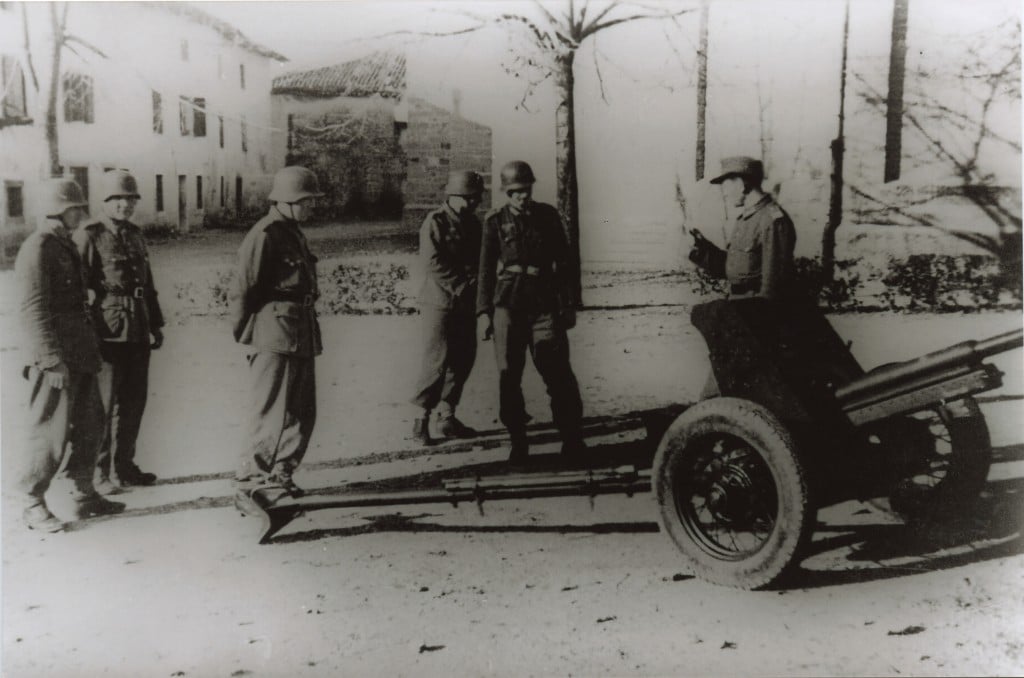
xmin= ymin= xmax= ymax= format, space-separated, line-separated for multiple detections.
xmin=709 ymin=156 xmax=764 ymax=185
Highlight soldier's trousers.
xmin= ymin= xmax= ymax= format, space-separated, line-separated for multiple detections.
xmin=14 ymin=368 xmax=103 ymax=506
xmin=96 ymin=342 xmax=151 ymax=479
xmin=411 ymin=305 xmax=477 ymax=413
xmin=236 ymin=351 xmax=317 ymax=485
xmin=492 ymin=307 xmax=583 ymax=442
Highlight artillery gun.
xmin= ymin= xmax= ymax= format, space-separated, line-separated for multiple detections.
xmin=240 ymin=298 xmax=1021 ymax=590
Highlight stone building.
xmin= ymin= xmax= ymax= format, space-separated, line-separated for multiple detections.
xmin=0 ymin=2 xmax=286 ymax=238
xmin=271 ymin=51 xmax=492 ymax=227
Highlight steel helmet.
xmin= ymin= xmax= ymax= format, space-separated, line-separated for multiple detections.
xmin=499 ymin=161 xmax=535 ymax=193
xmin=445 ymin=170 xmax=484 ymax=197
xmin=268 ymin=166 xmax=324 ymax=203
xmin=40 ymin=178 xmax=89 ymax=218
xmin=101 ymin=169 xmax=141 ymax=201
xmin=709 ymin=156 xmax=764 ymax=186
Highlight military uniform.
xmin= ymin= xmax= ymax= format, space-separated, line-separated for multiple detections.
xmin=14 ymin=222 xmax=105 ymax=508
xmin=477 ymin=201 xmax=583 ymax=448
xmin=412 ymin=203 xmax=481 ymax=418
xmin=232 ymin=205 xmax=321 ymax=489
xmin=75 ymin=215 xmax=164 ymax=485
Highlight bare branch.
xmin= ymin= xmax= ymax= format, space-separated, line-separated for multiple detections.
xmin=591 ymin=35 xmax=608 ymax=104
xmin=59 ymin=1 xmax=69 ymax=33
xmin=64 ymin=34 xmax=108 ymax=59
xmin=582 ymin=7 xmax=694 ymax=40
xmin=21 ymin=3 xmax=40 ymax=91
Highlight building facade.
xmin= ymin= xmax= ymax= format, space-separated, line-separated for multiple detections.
xmin=271 ymin=51 xmax=492 ymax=228
xmin=0 ymin=2 xmax=286 ymax=238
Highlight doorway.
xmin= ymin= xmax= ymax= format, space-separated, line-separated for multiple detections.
xmin=177 ymin=174 xmax=187 ymax=230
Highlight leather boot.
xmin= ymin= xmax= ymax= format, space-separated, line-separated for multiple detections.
xmin=437 ymin=414 xmax=478 ymax=439
xmin=507 ymin=432 xmax=529 ymax=465
xmin=23 ymin=503 xmax=64 ymax=533
xmin=412 ymin=417 xmax=433 ymax=446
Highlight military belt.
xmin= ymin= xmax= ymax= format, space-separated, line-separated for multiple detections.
xmin=106 ymin=286 xmax=146 ymax=299
xmin=503 ymin=264 xmax=542 ymax=276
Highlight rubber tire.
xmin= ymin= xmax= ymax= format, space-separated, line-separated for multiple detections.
xmin=652 ymin=397 xmax=813 ymax=590
xmin=888 ymin=397 xmax=992 ymax=525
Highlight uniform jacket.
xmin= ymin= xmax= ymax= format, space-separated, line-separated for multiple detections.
xmin=15 ymin=222 xmax=102 ymax=374
xmin=476 ymin=201 xmax=573 ymax=316
xmin=74 ymin=215 xmax=164 ymax=343
xmin=231 ymin=207 xmax=322 ymax=357
xmin=725 ymin=194 xmax=796 ymax=299
xmin=418 ymin=203 xmax=481 ymax=311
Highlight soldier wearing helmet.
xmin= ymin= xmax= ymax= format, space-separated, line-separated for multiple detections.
xmin=74 ymin=169 xmax=165 ymax=493
xmin=231 ymin=166 xmax=324 ymax=508
xmin=689 ymin=156 xmax=796 ymax=300
xmin=477 ymin=161 xmax=586 ymax=464
xmin=14 ymin=178 xmax=126 ymax=531
xmin=410 ymin=170 xmax=485 ymax=445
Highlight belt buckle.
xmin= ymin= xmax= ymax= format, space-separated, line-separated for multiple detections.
xmin=303 ymin=294 xmax=315 ymax=308
xmin=132 ymin=287 xmax=145 ymax=299
xmin=526 ymin=265 xmax=540 ymax=276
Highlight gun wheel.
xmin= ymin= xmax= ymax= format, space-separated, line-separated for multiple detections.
xmin=653 ymin=398 xmax=812 ymax=590
xmin=886 ymin=397 xmax=992 ymax=525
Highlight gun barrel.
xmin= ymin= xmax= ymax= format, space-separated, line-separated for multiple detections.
xmin=835 ymin=328 xmax=1022 ymax=405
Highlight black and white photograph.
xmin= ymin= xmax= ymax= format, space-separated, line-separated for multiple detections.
xmin=1 ymin=0 xmax=1021 ymax=675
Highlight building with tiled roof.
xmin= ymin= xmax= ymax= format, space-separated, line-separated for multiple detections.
xmin=271 ymin=51 xmax=491 ymax=226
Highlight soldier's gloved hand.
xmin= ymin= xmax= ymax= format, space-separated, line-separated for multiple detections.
xmin=477 ymin=314 xmax=494 ymax=342
xmin=43 ymin=363 xmax=69 ymax=390
xmin=150 ymin=328 xmax=164 ymax=350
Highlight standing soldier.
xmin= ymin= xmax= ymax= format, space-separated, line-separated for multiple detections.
xmin=75 ymin=170 xmax=165 ymax=494
xmin=232 ymin=166 xmax=323 ymax=508
xmin=410 ymin=170 xmax=484 ymax=445
xmin=477 ymin=160 xmax=586 ymax=464
xmin=688 ymin=156 xmax=796 ymax=300
xmin=13 ymin=178 xmax=125 ymax=531
xmin=689 ymin=156 xmax=797 ymax=397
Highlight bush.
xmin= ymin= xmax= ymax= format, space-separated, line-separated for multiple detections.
xmin=322 ymin=261 xmax=416 ymax=315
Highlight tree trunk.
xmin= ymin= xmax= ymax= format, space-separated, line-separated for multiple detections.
xmin=554 ymin=50 xmax=581 ymax=307
xmin=822 ymin=0 xmax=851 ymax=282
xmin=695 ymin=0 xmax=709 ymax=181
xmin=46 ymin=3 xmax=62 ymax=177
xmin=884 ymin=0 xmax=909 ymax=183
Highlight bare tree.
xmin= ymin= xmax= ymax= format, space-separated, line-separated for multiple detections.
xmin=23 ymin=2 xmax=108 ymax=177
xmin=695 ymin=0 xmax=709 ymax=181
xmin=386 ymin=1 xmax=694 ymax=306
xmin=883 ymin=0 xmax=910 ymax=183
xmin=853 ymin=17 xmax=1022 ymax=283
xmin=821 ymin=0 xmax=851 ymax=282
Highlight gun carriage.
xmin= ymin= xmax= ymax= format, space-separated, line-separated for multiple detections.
xmin=240 ymin=298 xmax=1021 ymax=590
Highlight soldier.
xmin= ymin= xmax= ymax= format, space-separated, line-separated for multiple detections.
xmin=689 ymin=156 xmax=796 ymax=300
xmin=689 ymin=156 xmax=797 ymax=397
xmin=477 ymin=161 xmax=586 ymax=464
xmin=75 ymin=170 xmax=165 ymax=494
xmin=13 ymin=178 xmax=125 ymax=531
xmin=231 ymin=166 xmax=323 ymax=508
xmin=410 ymin=170 xmax=485 ymax=445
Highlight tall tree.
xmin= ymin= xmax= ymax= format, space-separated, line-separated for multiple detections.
xmin=391 ymin=1 xmax=694 ymax=306
xmin=695 ymin=0 xmax=709 ymax=181
xmin=821 ymin=0 xmax=851 ymax=282
xmin=883 ymin=0 xmax=909 ymax=183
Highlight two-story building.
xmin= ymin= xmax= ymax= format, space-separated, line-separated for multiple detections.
xmin=0 ymin=2 xmax=286 ymax=238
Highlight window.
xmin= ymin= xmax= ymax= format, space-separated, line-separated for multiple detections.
xmin=192 ymin=97 xmax=206 ymax=137
xmin=239 ymin=64 xmax=246 ymax=90
xmin=62 ymin=72 xmax=94 ymax=123
xmin=156 ymin=174 xmax=164 ymax=212
xmin=152 ymin=90 xmax=163 ymax=134
xmin=180 ymin=39 xmax=189 ymax=61
xmin=179 ymin=96 xmax=205 ymax=137
xmin=5 ymin=181 xmax=24 ymax=218
xmin=70 ymin=167 xmax=89 ymax=215
xmin=196 ymin=176 xmax=203 ymax=209
xmin=218 ymin=115 xmax=224 ymax=148
xmin=220 ymin=176 xmax=225 ymax=207
xmin=2 ymin=55 xmax=29 ymax=122
xmin=240 ymin=116 xmax=247 ymax=153
xmin=235 ymin=176 xmax=242 ymax=212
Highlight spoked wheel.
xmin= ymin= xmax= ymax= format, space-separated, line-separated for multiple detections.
xmin=653 ymin=398 xmax=812 ymax=589
xmin=883 ymin=397 xmax=992 ymax=525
